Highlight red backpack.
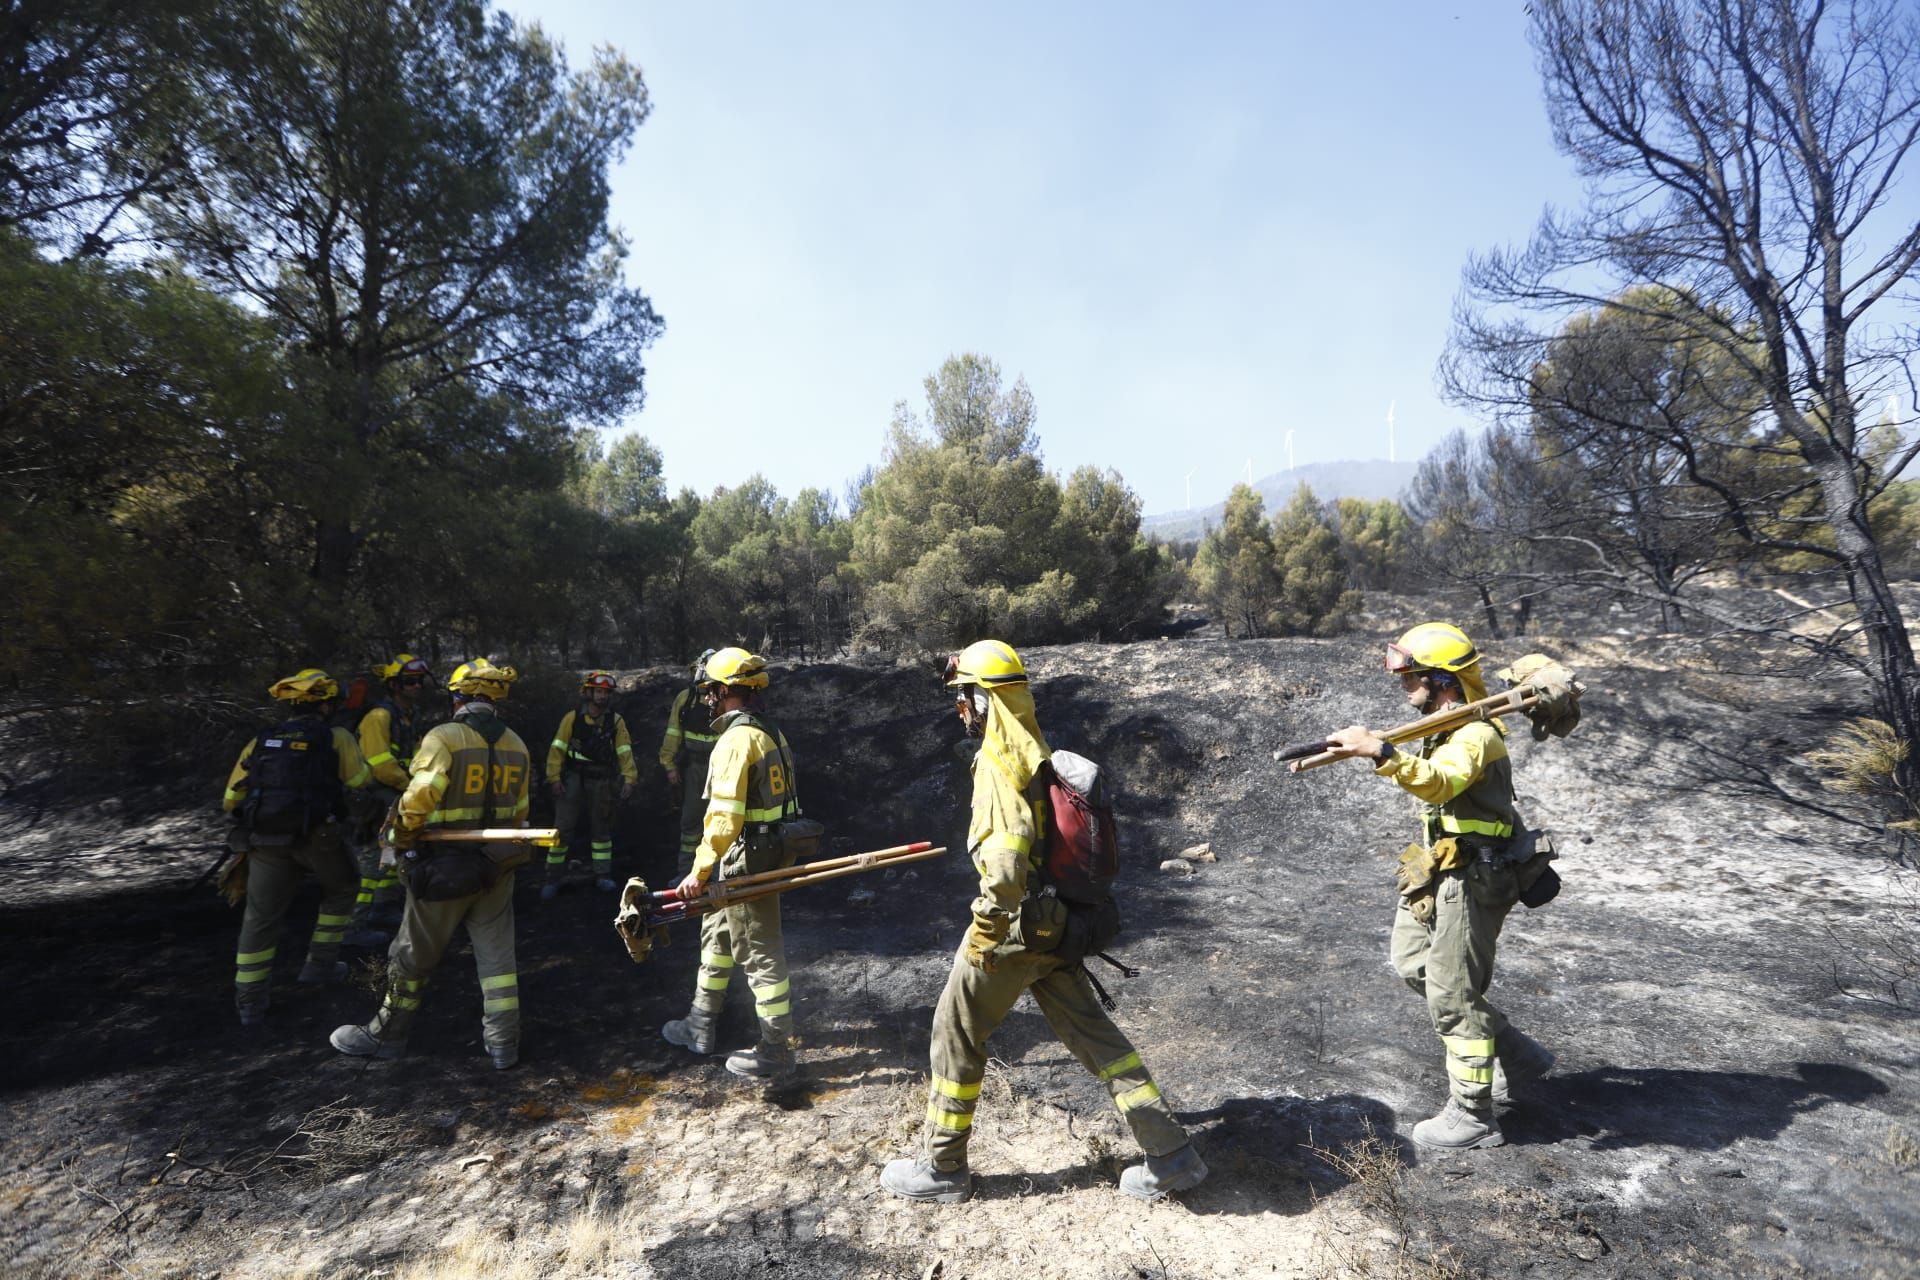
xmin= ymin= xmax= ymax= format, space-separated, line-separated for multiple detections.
xmin=1041 ymin=750 xmax=1117 ymax=904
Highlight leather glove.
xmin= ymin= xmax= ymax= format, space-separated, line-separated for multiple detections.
xmin=620 ymin=781 xmax=635 ymax=801
xmin=384 ymin=823 xmax=418 ymax=851
xmin=666 ymin=768 xmax=682 ymax=788
xmin=549 ymin=779 xmax=565 ymax=799
xmin=964 ymin=918 xmax=1003 ymax=972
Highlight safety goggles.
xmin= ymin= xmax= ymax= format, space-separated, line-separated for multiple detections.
xmin=1383 ymin=642 xmax=1421 ymax=674
xmin=396 ymin=675 xmax=427 ymax=687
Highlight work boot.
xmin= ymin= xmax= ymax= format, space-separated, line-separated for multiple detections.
xmin=1492 ymin=1027 xmax=1556 ymax=1104
xmin=724 ymin=1040 xmax=795 ymax=1080
xmin=596 ymin=876 xmax=618 ymax=892
xmin=343 ymin=926 xmax=391 ymax=950
xmin=330 ymin=1024 xmax=406 ymax=1061
xmin=880 ymin=1158 xmax=973 ymax=1204
xmin=540 ymin=881 xmax=559 ymax=902
xmin=297 ymin=960 xmax=348 ymax=985
xmin=1411 ymin=1099 xmax=1504 ymax=1150
xmin=1119 ymin=1143 xmax=1209 ymax=1201
xmin=661 ymin=1009 xmax=718 ymax=1055
xmin=488 ymin=1043 xmax=519 ymax=1071
xmin=237 ymin=1004 xmax=267 ymax=1028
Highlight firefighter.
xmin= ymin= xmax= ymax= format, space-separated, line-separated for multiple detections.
xmin=344 ymin=653 xmax=433 ymax=944
xmin=330 ymin=659 xmax=533 ymax=1070
xmin=881 ymin=640 xmax=1207 ymax=1203
xmin=658 ymin=648 xmax=719 ymax=876
xmin=222 ymin=668 xmax=372 ymax=1026
xmin=660 ymin=648 xmax=803 ymax=1079
xmin=1307 ymin=622 xmax=1557 ymax=1150
xmin=542 ymin=669 xmax=638 ymax=898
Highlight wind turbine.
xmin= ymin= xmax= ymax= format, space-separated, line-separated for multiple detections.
xmin=1244 ymin=457 xmax=1253 ymax=487
xmin=1387 ymin=400 xmax=1397 ymax=463
xmin=1184 ymin=468 xmax=1196 ymax=510
xmin=1284 ymin=429 xmax=1295 ymax=472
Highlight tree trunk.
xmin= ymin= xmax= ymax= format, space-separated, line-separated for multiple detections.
xmin=308 ymin=516 xmax=358 ymax=658
xmin=1814 ymin=451 xmax=1920 ymax=791
xmin=1477 ymin=585 xmax=1503 ymax=640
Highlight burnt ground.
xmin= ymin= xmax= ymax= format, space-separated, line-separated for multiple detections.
xmin=2 ymin=621 xmax=1918 ymax=1279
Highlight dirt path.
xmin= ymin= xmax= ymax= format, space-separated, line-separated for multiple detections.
xmin=3 ymin=634 xmax=1916 ymax=1278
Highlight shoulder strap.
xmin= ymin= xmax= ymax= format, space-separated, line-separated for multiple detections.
xmin=733 ymin=711 xmax=802 ymax=817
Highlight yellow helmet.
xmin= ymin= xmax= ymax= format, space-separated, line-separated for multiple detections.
xmin=269 ymin=668 xmax=339 ymax=703
xmin=1385 ymin=622 xmax=1479 ymax=676
xmin=945 ymin=639 xmax=1027 ymax=688
xmin=581 ymin=669 xmax=616 ymax=693
xmin=378 ymin=653 xmax=432 ymax=682
xmin=701 ymin=647 xmax=769 ymax=690
xmin=448 ymin=658 xmax=518 ymax=699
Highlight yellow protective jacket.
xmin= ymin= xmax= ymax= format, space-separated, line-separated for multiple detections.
xmin=546 ymin=707 xmax=638 ymax=785
xmin=397 ymin=705 xmax=532 ymax=835
xmin=222 ymin=719 xmax=371 ymax=812
xmin=1375 ymin=719 xmax=1518 ymax=843
xmin=692 ymin=710 xmax=797 ymax=880
xmin=358 ymin=702 xmax=422 ymax=790
xmin=658 ymin=686 xmax=720 ymax=770
xmin=964 ymin=683 xmax=1051 ymax=949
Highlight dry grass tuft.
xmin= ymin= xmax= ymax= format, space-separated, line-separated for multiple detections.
xmin=1806 ymin=718 xmax=1920 ymax=832
xmin=1306 ymin=1121 xmax=1465 ymax=1280
xmin=1887 ymin=1124 xmax=1920 ymax=1171
xmin=388 ymin=1197 xmax=658 ymax=1280
xmin=351 ymin=953 xmax=389 ymax=994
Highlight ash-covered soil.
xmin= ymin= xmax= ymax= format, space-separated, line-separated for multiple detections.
xmin=3 ymin=624 xmax=1917 ymax=1279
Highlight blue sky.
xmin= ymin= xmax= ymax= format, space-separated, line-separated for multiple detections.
xmin=511 ymin=2 xmax=1585 ymax=516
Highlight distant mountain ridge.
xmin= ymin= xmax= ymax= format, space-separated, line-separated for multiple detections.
xmin=1141 ymin=459 xmax=1419 ymax=543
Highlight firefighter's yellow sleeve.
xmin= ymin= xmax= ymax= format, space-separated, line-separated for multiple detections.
xmin=658 ymin=689 xmax=687 ymax=768
xmin=331 ymin=726 xmax=372 ymax=790
xmin=1376 ymin=721 xmax=1500 ymax=804
xmin=222 ymin=739 xmax=258 ymax=812
xmin=358 ymin=706 xmax=409 ymax=789
xmin=691 ymin=727 xmax=757 ymax=880
xmin=546 ymin=710 xmax=576 ymax=783
xmin=395 ymin=732 xmax=453 ymax=834
xmin=615 ymin=714 xmax=638 ymax=784
xmin=966 ymin=751 xmax=1037 ymax=947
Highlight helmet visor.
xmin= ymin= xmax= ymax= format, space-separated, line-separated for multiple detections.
xmin=1384 ymin=642 xmax=1422 ymax=674
xmin=941 ymin=654 xmax=962 ymax=687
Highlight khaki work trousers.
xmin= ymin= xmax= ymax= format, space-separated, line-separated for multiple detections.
xmin=922 ymin=940 xmax=1189 ymax=1171
xmin=349 ymin=785 xmax=404 ymax=921
xmin=690 ymin=834 xmax=794 ymax=1051
xmin=674 ymin=747 xmax=714 ymax=876
xmin=550 ymin=771 xmax=617 ymax=879
xmin=1390 ymin=860 xmax=1519 ymax=1111
xmin=233 ymin=828 xmax=358 ymax=1016
xmin=367 ymin=872 xmax=520 ymax=1056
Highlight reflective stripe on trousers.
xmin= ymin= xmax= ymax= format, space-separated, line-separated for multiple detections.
xmin=923 ymin=939 xmax=1187 ymax=1170
xmin=234 ymin=833 xmax=358 ymax=1013
xmin=1389 ymin=866 xmax=1514 ymax=1109
xmin=365 ymin=872 xmax=519 ymax=1052
xmin=690 ymin=845 xmax=793 ymax=1048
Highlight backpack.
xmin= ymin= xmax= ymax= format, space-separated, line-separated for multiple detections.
xmin=1040 ymin=749 xmax=1118 ymax=904
xmin=339 ymin=675 xmax=375 ymax=726
xmin=1033 ymin=749 xmax=1133 ymax=1004
xmin=240 ymin=718 xmax=344 ymax=839
xmin=564 ymin=707 xmax=621 ymax=772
